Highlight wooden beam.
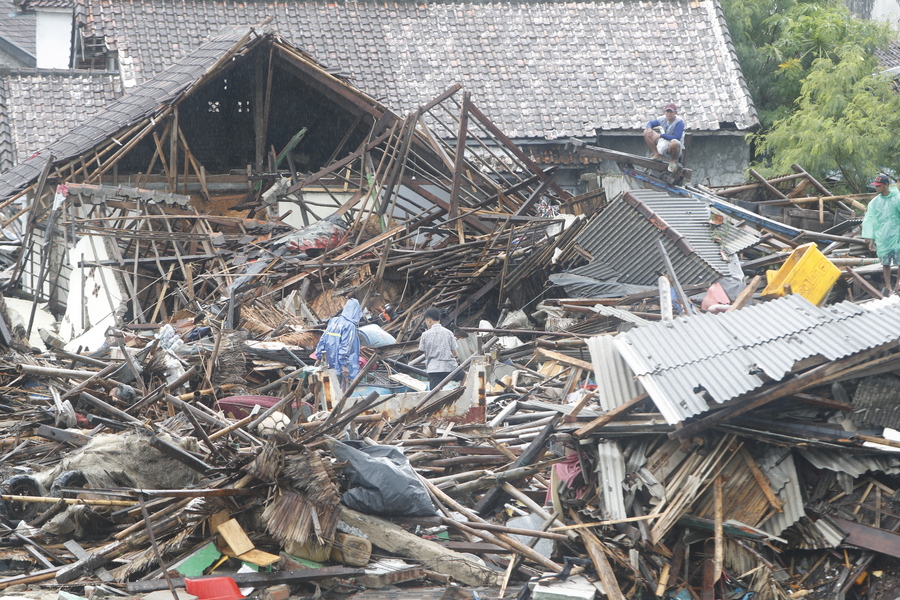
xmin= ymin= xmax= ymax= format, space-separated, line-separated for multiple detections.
xmin=468 ymin=102 xmax=571 ymax=199
xmin=536 ymin=347 xmax=592 ymax=371
xmin=448 ymin=90 xmax=471 ymax=220
xmin=726 ymin=275 xmax=762 ymax=312
xmin=574 ymin=393 xmax=649 ymax=438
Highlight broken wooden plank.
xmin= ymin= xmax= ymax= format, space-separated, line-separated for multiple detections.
xmin=574 ymin=393 xmax=648 ymax=438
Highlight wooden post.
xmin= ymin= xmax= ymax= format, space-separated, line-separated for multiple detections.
xmin=169 ymin=107 xmax=179 ymax=193
xmin=448 ymin=91 xmax=471 ymax=221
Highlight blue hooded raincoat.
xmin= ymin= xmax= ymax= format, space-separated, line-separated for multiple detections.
xmin=316 ymin=299 xmax=362 ymax=379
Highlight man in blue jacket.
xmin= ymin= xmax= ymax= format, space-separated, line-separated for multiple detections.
xmin=315 ymin=298 xmax=362 ymax=386
xmin=643 ymin=103 xmax=685 ymax=173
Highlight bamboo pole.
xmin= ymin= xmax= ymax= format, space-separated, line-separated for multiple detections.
xmin=0 ymin=494 xmax=134 ymax=506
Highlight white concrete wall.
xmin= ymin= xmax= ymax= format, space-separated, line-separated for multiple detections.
xmin=35 ymin=10 xmax=71 ymax=69
xmin=847 ymin=0 xmax=900 ymax=27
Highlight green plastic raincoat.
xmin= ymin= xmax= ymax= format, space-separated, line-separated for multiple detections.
xmin=862 ymin=187 xmax=900 ymax=258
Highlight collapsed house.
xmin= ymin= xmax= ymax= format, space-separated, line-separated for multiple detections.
xmin=2 ymin=15 xmax=900 ymax=600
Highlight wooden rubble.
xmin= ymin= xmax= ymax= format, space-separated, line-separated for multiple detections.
xmin=3 ymin=76 xmax=900 ymax=600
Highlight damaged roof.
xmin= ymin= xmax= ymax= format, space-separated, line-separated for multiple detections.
xmin=614 ymin=294 xmax=900 ymax=425
xmin=0 ymin=25 xmax=254 ymax=197
xmin=553 ymin=189 xmax=758 ymax=294
xmin=73 ymin=0 xmax=759 ymax=139
xmin=0 ymin=22 xmax=387 ymax=200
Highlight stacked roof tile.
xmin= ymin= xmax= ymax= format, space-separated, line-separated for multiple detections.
xmin=73 ymin=0 xmax=758 ymax=139
xmin=0 ymin=69 xmax=121 ymax=172
xmin=17 ymin=0 xmax=73 ymax=8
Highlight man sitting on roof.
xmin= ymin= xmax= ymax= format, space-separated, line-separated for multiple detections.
xmin=643 ymin=103 xmax=685 ymax=173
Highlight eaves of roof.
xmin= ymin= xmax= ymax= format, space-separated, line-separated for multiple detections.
xmin=0 ymin=26 xmax=257 ymax=198
xmin=613 ymin=295 xmax=900 ymax=425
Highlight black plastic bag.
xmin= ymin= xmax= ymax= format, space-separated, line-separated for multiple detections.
xmin=331 ymin=440 xmax=436 ymax=517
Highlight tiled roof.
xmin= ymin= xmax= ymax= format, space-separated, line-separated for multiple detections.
xmin=18 ymin=0 xmax=73 ymax=9
xmin=0 ymin=1 xmax=36 ymax=59
xmin=0 ymin=24 xmax=253 ymax=198
xmin=0 ymin=69 xmax=121 ymax=172
xmin=75 ymin=0 xmax=759 ymax=139
xmin=0 ymin=75 xmax=13 ymax=171
xmin=876 ymin=39 xmax=900 ymax=70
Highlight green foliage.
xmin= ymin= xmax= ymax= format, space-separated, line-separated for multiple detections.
xmin=752 ymin=47 xmax=900 ymax=192
xmin=720 ymin=0 xmax=892 ymax=129
xmin=720 ymin=0 xmax=899 ymax=190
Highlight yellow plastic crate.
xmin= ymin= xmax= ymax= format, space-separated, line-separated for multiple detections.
xmin=760 ymin=242 xmax=841 ymax=306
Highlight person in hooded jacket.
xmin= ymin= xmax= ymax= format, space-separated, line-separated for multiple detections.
xmin=315 ymin=298 xmax=362 ymax=386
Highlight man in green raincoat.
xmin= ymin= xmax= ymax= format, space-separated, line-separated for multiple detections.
xmin=862 ymin=175 xmax=900 ymax=293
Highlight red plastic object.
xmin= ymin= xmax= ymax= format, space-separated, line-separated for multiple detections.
xmin=185 ymin=577 xmax=244 ymax=600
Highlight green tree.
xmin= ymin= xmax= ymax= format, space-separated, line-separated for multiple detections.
xmin=720 ymin=0 xmax=899 ymax=191
xmin=752 ymin=47 xmax=900 ymax=192
xmin=721 ymin=0 xmax=891 ymax=129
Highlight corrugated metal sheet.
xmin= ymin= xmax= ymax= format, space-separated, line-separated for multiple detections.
xmin=814 ymin=516 xmax=849 ymax=547
xmin=595 ymin=440 xmax=627 ymax=520
xmin=711 ymin=208 xmax=761 ymax=256
xmin=586 ymin=334 xmax=645 ymax=411
xmin=758 ymin=449 xmax=805 ymax=536
xmin=637 ymin=190 xmax=753 ymax=279
xmin=852 ymin=377 xmax=900 ymax=430
xmin=570 ymin=193 xmax=720 ymax=287
xmin=567 ymin=189 xmax=759 ymax=290
xmin=590 ymin=304 xmax=651 ymax=327
xmin=614 ymin=295 xmax=900 ymax=424
xmin=785 ymin=516 xmax=846 ymax=549
xmin=798 ymin=448 xmax=900 ymax=477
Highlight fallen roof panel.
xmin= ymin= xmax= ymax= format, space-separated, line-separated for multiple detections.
xmin=613 ymin=295 xmax=900 ymax=424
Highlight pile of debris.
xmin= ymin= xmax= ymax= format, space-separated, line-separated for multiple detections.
xmin=3 ymin=21 xmax=900 ymax=600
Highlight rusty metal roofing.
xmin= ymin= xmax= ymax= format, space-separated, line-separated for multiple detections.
xmin=613 ymin=294 xmax=900 ymax=425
